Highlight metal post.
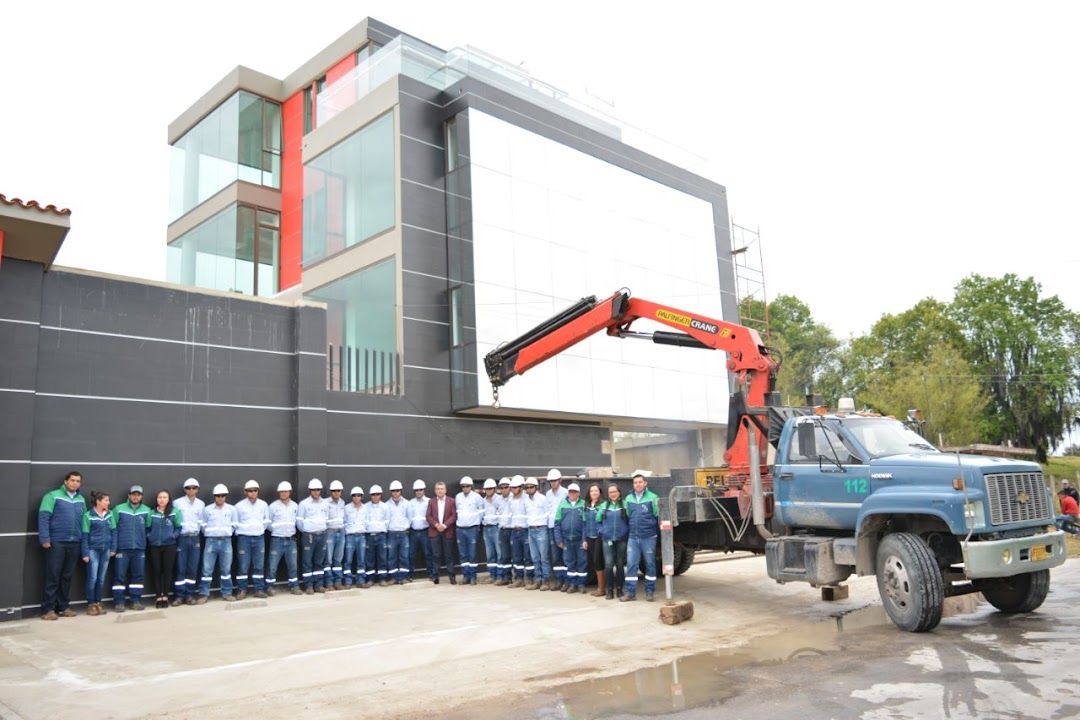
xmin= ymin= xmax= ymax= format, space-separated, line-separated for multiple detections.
xmin=660 ymin=497 xmax=675 ymax=601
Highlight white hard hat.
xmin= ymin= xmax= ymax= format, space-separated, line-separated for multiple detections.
xmin=389 ymin=480 xmax=403 ymax=491
xmin=524 ymin=476 xmax=539 ymax=487
xmin=483 ymin=478 xmax=497 ymax=489
xmin=308 ymin=478 xmax=323 ymax=490
xmin=413 ymin=479 xmax=426 ymax=490
xmin=567 ymin=483 xmax=581 ymax=492
xmin=460 ymin=475 xmax=474 ymax=486
xmin=498 ymin=477 xmax=510 ymax=486
xmin=277 ymin=481 xmax=292 ymax=493
xmin=212 ymin=484 xmax=228 ymax=495
xmin=509 ymin=477 xmax=524 ymax=488
xmin=547 ymin=469 xmax=562 ymax=482
xmin=244 ymin=479 xmax=259 ymax=490
xmin=183 ymin=478 xmax=200 ymax=489
xmin=329 ymin=480 xmax=344 ymax=491
xmin=370 ymin=484 xmax=383 ymax=494
xmin=350 ymin=486 xmax=364 ymax=496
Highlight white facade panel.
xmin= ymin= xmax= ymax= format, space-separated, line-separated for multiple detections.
xmin=469 ymin=110 xmax=730 ymax=423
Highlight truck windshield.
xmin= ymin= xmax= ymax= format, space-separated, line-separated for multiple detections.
xmin=836 ymin=417 xmax=939 ymax=459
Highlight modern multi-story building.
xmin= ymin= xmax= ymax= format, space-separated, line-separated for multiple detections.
xmin=167 ymin=17 xmax=737 ymax=457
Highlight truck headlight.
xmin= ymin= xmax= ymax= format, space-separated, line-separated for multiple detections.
xmin=964 ymin=501 xmax=986 ymax=530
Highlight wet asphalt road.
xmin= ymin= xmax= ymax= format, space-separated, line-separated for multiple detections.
xmin=476 ymin=562 xmax=1080 ymax=720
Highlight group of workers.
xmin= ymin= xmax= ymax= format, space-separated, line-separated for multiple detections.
xmin=37 ymin=468 xmax=662 ymax=619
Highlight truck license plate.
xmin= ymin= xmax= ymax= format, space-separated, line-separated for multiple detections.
xmin=1031 ymin=545 xmax=1048 ymax=562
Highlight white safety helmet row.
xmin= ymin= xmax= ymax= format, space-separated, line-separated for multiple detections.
xmin=244 ymin=479 xmax=259 ymax=490
xmin=277 ymin=481 xmax=292 ymax=493
xmin=308 ymin=478 xmax=323 ymax=490
xmin=546 ymin=468 xmax=563 ymax=482
xmin=483 ymin=478 xmax=497 ymax=489
xmin=413 ymin=479 xmax=426 ymax=490
xmin=460 ymin=475 xmax=473 ymax=486
xmin=389 ymin=480 xmax=403 ymax=491
xmin=567 ymin=483 xmax=581 ymax=493
xmin=370 ymin=484 xmax=383 ymax=495
xmin=212 ymin=484 xmax=229 ymax=495
xmin=350 ymin=486 xmax=364 ymax=496
xmin=329 ymin=480 xmax=344 ymax=491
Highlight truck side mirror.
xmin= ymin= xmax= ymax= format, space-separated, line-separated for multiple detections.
xmin=797 ymin=422 xmax=816 ymax=459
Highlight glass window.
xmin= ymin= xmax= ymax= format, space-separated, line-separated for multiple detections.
xmin=449 ymin=285 xmax=463 ymax=347
xmin=355 ymin=41 xmax=381 ymax=65
xmin=303 ymin=86 xmax=313 ymax=135
xmin=168 ymin=91 xmax=282 ymax=222
xmin=305 ymin=258 xmax=398 ymax=392
xmin=445 ymin=115 xmax=459 ymax=172
xmin=302 ymin=111 xmax=395 ymax=265
xmin=166 ymin=204 xmax=280 ymax=297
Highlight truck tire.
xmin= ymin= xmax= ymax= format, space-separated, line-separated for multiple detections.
xmin=982 ymin=570 xmax=1050 ymax=614
xmin=673 ymin=544 xmax=695 ymax=575
xmin=875 ymin=532 xmax=944 ymax=633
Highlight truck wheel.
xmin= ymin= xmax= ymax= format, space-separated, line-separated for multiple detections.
xmin=875 ymin=533 xmax=944 ymax=633
xmin=982 ymin=570 xmax=1050 ymax=614
xmin=673 ymin=545 xmax=695 ymax=575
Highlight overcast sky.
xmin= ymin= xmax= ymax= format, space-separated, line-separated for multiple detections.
xmin=3 ymin=1 xmax=1078 ymax=338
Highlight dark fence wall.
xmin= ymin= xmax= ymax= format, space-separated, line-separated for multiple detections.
xmin=0 ymin=258 xmax=609 ymax=619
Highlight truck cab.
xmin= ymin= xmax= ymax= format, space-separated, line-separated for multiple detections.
xmin=766 ymin=412 xmax=1066 ymax=631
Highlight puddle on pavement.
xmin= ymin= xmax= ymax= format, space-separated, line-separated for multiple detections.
xmin=461 ymin=596 xmax=984 ymax=720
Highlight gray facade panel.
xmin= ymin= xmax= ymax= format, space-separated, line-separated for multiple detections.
xmin=0 ymin=259 xmax=44 ymax=323
xmin=401 ymin=229 xmax=450 ymax=281
xmin=400 ymin=181 xmax=447 ymax=238
xmin=400 ymin=136 xmax=446 ymax=189
xmin=0 ymin=323 xmax=39 ymax=391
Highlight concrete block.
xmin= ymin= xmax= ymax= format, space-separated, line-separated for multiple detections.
xmin=821 ymin=584 xmax=849 ymax=601
xmin=659 ymin=599 xmax=694 ymax=625
xmin=225 ymin=600 xmax=269 ymax=611
xmin=0 ymin=622 xmax=31 ymax=635
xmin=114 ymin=610 xmax=165 ymax=623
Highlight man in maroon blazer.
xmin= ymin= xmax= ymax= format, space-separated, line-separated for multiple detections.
xmin=426 ymin=481 xmax=457 ymax=584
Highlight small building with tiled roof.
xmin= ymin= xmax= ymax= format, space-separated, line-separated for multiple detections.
xmin=0 ymin=193 xmax=71 ymax=270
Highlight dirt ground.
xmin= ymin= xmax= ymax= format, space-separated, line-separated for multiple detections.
xmin=0 ymin=552 xmax=1018 ymax=719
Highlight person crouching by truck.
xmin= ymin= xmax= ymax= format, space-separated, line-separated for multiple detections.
xmin=1057 ymin=488 xmax=1079 ymax=534
xmin=597 ymin=483 xmax=629 ymax=600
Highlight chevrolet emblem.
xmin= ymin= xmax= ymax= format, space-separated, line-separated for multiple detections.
xmin=1016 ymin=491 xmax=1030 ymax=504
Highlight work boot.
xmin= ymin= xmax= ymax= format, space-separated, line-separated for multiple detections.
xmin=481 ymin=576 xmax=495 ymax=585
xmin=646 ymin=592 xmax=655 ymax=602
xmin=605 ymin=588 xmax=614 ymax=600
xmin=235 ymin=591 xmax=247 ymax=601
xmin=560 ymin=583 xmax=570 ymax=592
xmin=592 ymin=573 xmax=607 ymax=597
xmin=547 ymin=579 xmax=560 ymax=591
xmin=335 ymin=582 xmax=345 ymax=591
xmin=567 ymin=586 xmax=579 ymax=594
xmin=223 ymin=595 xmax=237 ymax=602
xmin=41 ymin=611 xmax=58 ymax=621
xmin=379 ymin=580 xmax=391 ymax=588
xmin=170 ymin=598 xmax=184 ymax=607
xmin=620 ymin=594 xmax=636 ymax=602
xmin=494 ymin=578 xmax=508 ymax=586
xmin=511 ymin=579 xmax=524 ymax=588
xmin=289 ymin=587 xmax=303 ymax=596
xmin=304 ymin=587 xmax=314 ymax=596
xmin=254 ymin=591 xmax=268 ymax=599
xmin=130 ymin=603 xmax=145 ymax=611
xmin=266 ymin=587 xmax=276 ymax=597
xmin=195 ymin=596 xmax=208 ymax=605
xmin=361 ymin=581 xmax=373 ymax=589
xmin=185 ymin=597 xmax=197 ymax=606
xmin=316 ymin=586 xmax=328 ymax=593
xmin=87 ymin=604 xmax=100 ymax=617
xmin=525 ymin=581 xmax=539 ymax=590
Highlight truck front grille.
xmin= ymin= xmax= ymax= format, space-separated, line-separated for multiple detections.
xmin=985 ymin=472 xmax=1050 ymax=525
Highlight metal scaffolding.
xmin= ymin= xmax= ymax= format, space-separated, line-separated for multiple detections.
xmin=730 ymin=219 xmax=769 ymax=343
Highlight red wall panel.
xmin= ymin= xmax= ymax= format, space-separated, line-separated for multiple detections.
xmin=279 ymin=91 xmax=304 ymax=290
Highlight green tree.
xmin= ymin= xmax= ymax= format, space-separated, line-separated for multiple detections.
xmin=763 ymin=295 xmax=840 ymax=405
xmin=949 ymin=274 xmax=1080 ymax=462
xmin=862 ymin=343 xmax=986 ymax=446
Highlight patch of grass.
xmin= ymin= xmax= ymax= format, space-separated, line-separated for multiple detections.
xmin=1044 ymin=456 xmax=1080 ymax=483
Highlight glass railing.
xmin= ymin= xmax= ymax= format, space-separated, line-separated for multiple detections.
xmin=316 ymin=35 xmax=705 ymax=172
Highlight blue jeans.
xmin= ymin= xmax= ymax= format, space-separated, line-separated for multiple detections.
xmin=510 ymin=529 xmax=529 ymax=580
xmin=84 ymin=547 xmax=111 ymax=604
xmin=325 ymin=530 xmax=345 ymax=586
xmin=602 ymin=539 xmax=627 ymax=592
xmin=562 ymin=536 xmax=587 ymax=587
xmin=410 ymin=528 xmax=430 ymax=579
xmin=235 ymin=535 xmax=266 ymax=593
xmin=344 ymin=534 xmax=366 ymax=585
xmin=528 ymin=527 xmax=551 ymax=581
xmin=482 ymin=525 xmax=500 ymax=580
xmin=42 ymin=541 xmax=80 ymax=612
xmin=199 ymin=537 xmax=233 ymax=596
xmin=549 ymin=527 xmax=567 ymax=585
xmin=626 ymin=535 xmax=657 ymax=596
xmin=267 ymin=536 xmax=299 ymax=589
xmin=457 ymin=526 xmax=480 ymax=580
xmin=387 ymin=532 xmax=410 ymax=581
xmin=497 ymin=527 xmax=512 ymax=581
xmin=175 ymin=534 xmax=201 ymax=599
xmin=300 ymin=532 xmax=327 ymax=589
xmin=112 ymin=548 xmax=146 ymax=605
xmin=366 ymin=533 xmax=389 ymax=582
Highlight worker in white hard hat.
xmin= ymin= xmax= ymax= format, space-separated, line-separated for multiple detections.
xmin=495 ymin=478 xmax=513 ymax=586
xmin=233 ymin=479 xmax=270 ymax=600
xmin=455 ymin=476 xmax=485 ymax=584
xmin=506 ymin=476 xmax=530 ymax=587
xmin=173 ymin=477 xmax=204 ymax=605
xmin=386 ymin=480 xmax=413 ymax=584
xmin=296 ymin=479 xmax=330 ymax=594
xmin=324 ymin=480 xmax=348 ymax=591
xmin=266 ymin=481 xmax=302 ymax=595
xmin=554 ymin=483 xmax=587 ymax=593
xmin=545 ymin=469 xmax=569 ymax=591
xmin=425 ymin=481 xmax=457 ymax=584
xmin=343 ymin=486 xmax=367 ymax=588
xmin=523 ymin=477 xmax=552 ymax=590
xmin=480 ymin=479 xmax=503 ymax=584
xmin=364 ymin=485 xmax=391 ymax=586
xmin=197 ymin=484 xmax=238 ymax=603
xmin=408 ymin=479 xmax=430 ymax=582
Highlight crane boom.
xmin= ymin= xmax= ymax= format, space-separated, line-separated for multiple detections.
xmin=483 ymin=290 xmax=780 ymax=480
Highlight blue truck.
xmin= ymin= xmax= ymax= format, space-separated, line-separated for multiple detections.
xmin=484 ymin=290 xmax=1067 ymax=632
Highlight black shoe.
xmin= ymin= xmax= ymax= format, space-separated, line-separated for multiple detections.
xmin=605 ymin=590 xmax=615 ymax=600
xmin=433 ymin=577 xmax=440 ymax=584
xmin=449 ymin=576 xmax=457 ymax=585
